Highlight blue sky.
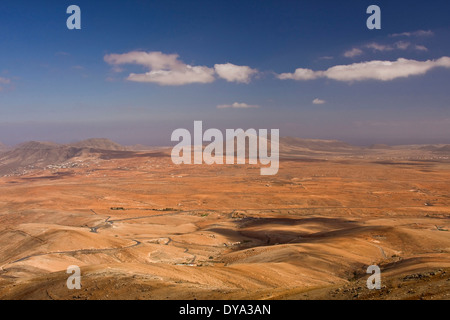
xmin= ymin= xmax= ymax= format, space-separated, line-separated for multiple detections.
xmin=1 ymin=0 xmax=450 ymax=145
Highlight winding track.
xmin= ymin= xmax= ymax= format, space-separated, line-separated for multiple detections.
xmin=1 ymin=209 xmax=196 ymax=271
xmin=0 ymin=211 xmax=143 ymax=271
xmin=2 ymin=204 xmax=438 ymax=272
xmin=0 ymin=240 xmax=141 ymax=271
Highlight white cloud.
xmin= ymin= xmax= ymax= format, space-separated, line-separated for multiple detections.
xmin=415 ymin=45 xmax=428 ymax=52
xmin=394 ymin=41 xmax=427 ymax=51
xmin=394 ymin=41 xmax=411 ymax=50
xmin=104 ymin=51 xmax=215 ymax=85
xmin=390 ymin=30 xmax=434 ymax=37
xmin=105 ymin=51 xmax=180 ymax=70
xmin=312 ymin=98 xmax=326 ymax=105
xmin=104 ymin=51 xmax=257 ymax=86
xmin=366 ymin=43 xmax=393 ymax=52
xmin=277 ymin=68 xmax=322 ymax=81
xmin=344 ymin=48 xmax=363 ymax=58
xmin=325 ymin=57 xmax=450 ymax=81
xmin=277 ymin=56 xmax=450 ymax=82
xmin=349 ymin=40 xmax=419 ymax=56
xmin=127 ymin=66 xmax=215 ymax=86
xmin=217 ymin=102 xmax=260 ymax=109
xmin=214 ymin=63 xmax=258 ymax=83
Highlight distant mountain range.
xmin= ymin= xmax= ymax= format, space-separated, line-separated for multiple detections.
xmin=280 ymin=137 xmax=356 ymax=151
xmin=0 ymin=137 xmax=449 ymax=175
xmin=0 ymin=141 xmax=84 ymax=172
xmin=69 ymin=138 xmax=127 ymax=151
xmin=418 ymin=145 xmax=450 ymax=152
xmin=0 ymin=138 xmax=159 ymax=175
xmin=279 ymin=137 xmax=360 ymax=157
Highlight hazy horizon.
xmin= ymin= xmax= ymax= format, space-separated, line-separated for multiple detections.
xmin=2 ymin=127 xmax=450 ymax=148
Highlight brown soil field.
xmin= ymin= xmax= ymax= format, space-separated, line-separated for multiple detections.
xmin=0 ymin=151 xmax=449 ymax=300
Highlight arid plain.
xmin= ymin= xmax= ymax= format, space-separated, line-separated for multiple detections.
xmin=0 ymin=138 xmax=449 ymax=300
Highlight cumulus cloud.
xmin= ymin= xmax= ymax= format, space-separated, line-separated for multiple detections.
xmin=277 ymin=56 xmax=450 ymax=82
xmin=390 ymin=30 xmax=434 ymax=37
xmin=214 ymin=63 xmax=258 ymax=83
xmin=325 ymin=57 xmax=450 ymax=81
xmin=217 ymin=102 xmax=260 ymax=109
xmin=104 ymin=51 xmax=215 ymax=85
xmin=344 ymin=48 xmax=363 ymax=58
xmin=312 ymin=98 xmax=326 ymax=105
xmin=277 ymin=68 xmax=322 ymax=81
xmin=126 ymin=66 xmax=216 ymax=86
xmin=104 ymin=51 xmax=258 ymax=86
